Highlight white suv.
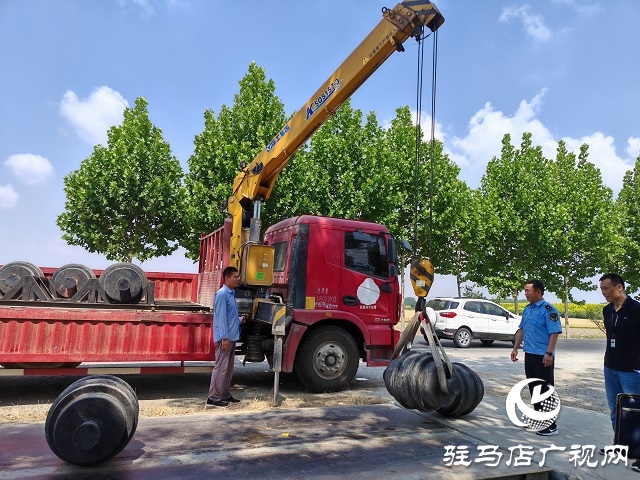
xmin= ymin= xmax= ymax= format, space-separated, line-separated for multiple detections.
xmin=425 ymin=297 xmax=521 ymax=348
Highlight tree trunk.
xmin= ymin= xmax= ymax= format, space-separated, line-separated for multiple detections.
xmin=514 ymin=287 xmax=519 ymax=315
xmin=563 ymin=275 xmax=570 ymax=339
xmin=456 ymin=275 xmax=461 ymax=297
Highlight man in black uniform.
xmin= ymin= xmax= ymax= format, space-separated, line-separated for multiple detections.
xmin=599 ymin=273 xmax=640 ymax=471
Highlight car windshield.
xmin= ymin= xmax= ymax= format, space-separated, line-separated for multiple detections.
xmin=426 ymin=299 xmax=459 ymax=310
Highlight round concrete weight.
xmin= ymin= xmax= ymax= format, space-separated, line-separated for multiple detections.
xmin=0 ymin=261 xmax=44 ymax=295
xmin=99 ymin=263 xmax=148 ymax=303
xmin=45 ymin=375 xmax=139 ymax=466
xmin=51 ymin=264 xmax=96 ymax=298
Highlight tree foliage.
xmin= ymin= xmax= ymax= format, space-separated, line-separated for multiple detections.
xmin=265 ymin=99 xmax=390 ymax=227
xmin=542 ymin=141 xmax=617 ymax=301
xmin=468 ymin=133 xmax=551 ymax=308
xmin=467 ymin=133 xmax=618 ymax=315
xmin=615 ymin=154 xmax=640 ymax=293
xmin=403 ymin=297 xmax=417 ymax=309
xmin=378 ymin=106 xmax=478 ymax=293
xmin=57 ymin=97 xmax=185 ymax=263
xmin=183 ymin=62 xmax=286 ymax=259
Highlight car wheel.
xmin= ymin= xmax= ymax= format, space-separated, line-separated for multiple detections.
xmin=480 ymin=339 xmax=494 ymax=346
xmin=453 ymin=327 xmax=472 ymax=348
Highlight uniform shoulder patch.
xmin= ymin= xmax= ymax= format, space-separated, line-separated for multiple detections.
xmin=545 ymin=303 xmax=559 ymax=321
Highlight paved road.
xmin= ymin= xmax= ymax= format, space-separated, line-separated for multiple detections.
xmin=2 ymin=337 xmax=633 ymax=480
xmin=412 ymin=337 xmax=608 ymax=413
xmin=0 ymin=337 xmax=607 ymax=416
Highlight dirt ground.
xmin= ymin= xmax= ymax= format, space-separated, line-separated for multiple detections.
xmin=0 ymin=364 xmax=392 ymax=424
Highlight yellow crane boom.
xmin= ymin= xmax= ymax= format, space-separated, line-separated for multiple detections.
xmin=227 ymin=1 xmax=444 ymax=269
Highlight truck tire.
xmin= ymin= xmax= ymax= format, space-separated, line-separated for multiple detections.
xmin=294 ymin=326 xmax=359 ymax=393
xmin=453 ymin=327 xmax=472 ymax=348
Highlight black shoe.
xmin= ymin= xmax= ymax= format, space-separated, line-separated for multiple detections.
xmin=599 ymin=447 xmax=605 ymax=455
xmin=225 ymin=396 xmax=241 ymax=403
xmin=632 ymin=459 xmax=640 ymax=472
xmin=536 ymin=426 xmax=558 ymax=436
xmin=206 ymin=399 xmax=229 ymax=408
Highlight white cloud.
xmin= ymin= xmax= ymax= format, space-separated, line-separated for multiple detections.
xmin=59 ymin=86 xmax=129 ymax=145
xmin=0 ymin=184 xmax=19 ymax=209
xmin=500 ymin=4 xmax=552 ymax=42
xmin=117 ymin=0 xmax=154 ymax=16
xmin=4 ymin=154 xmax=54 ymax=186
xmin=627 ymin=137 xmax=640 ymax=160
xmin=446 ymin=89 xmax=634 ymax=193
xmin=449 ymin=89 xmax=555 ymax=180
xmin=562 ymin=133 xmax=631 ymax=192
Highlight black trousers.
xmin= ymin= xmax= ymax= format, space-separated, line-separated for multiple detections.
xmin=524 ymin=352 xmax=557 ymax=428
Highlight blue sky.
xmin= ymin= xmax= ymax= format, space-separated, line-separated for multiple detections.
xmin=1 ymin=0 xmax=639 ymax=303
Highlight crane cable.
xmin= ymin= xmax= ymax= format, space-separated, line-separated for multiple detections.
xmin=412 ymin=28 xmax=438 ymax=259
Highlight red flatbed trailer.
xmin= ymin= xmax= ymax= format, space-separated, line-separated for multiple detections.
xmin=0 ymin=268 xmax=216 ymax=373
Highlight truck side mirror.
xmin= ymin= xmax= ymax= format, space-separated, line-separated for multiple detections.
xmin=388 ymin=238 xmax=398 ymax=265
xmin=399 ymin=239 xmax=412 ymax=253
xmin=389 ymin=265 xmax=398 ymax=277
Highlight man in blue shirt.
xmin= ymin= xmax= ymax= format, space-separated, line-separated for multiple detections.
xmin=510 ymin=279 xmax=562 ymax=436
xmin=206 ymin=266 xmax=244 ymax=408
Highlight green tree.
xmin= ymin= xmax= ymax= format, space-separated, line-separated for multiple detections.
xmin=381 ymin=107 xmax=479 ymax=295
xmin=468 ymin=133 xmax=551 ymax=313
xmin=541 ymin=141 xmax=618 ymax=336
xmin=183 ymin=62 xmax=287 ymax=259
xmin=427 ymin=155 xmax=479 ymax=295
xmin=615 ymin=154 xmax=640 ymax=294
xmin=403 ymin=297 xmax=417 ymax=309
xmin=57 ymin=97 xmax=185 ymax=263
xmin=461 ymin=284 xmax=485 ymax=299
xmin=266 ymin=99 xmax=398 ymax=230
xmin=270 ymin=99 xmax=387 ymax=220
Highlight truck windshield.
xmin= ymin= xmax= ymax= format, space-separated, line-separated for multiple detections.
xmin=344 ymin=232 xmax=388 ymax=279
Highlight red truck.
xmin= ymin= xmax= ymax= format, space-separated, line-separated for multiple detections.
xmin=0 ymin=215 xmax=404 ymax=392
xmin=0 ymin=1 xmax=443 ymax=393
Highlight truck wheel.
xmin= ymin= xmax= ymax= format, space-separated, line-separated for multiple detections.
xmin=453 ymin=327 xmax=472 ymax=348
xmin=294 ymin=326 xmax=359 ymax=393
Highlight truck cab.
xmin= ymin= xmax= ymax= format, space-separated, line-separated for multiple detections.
xmin=262 ymin=215 xmax=402 ymax=391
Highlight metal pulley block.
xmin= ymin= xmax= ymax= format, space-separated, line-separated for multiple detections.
xmin=51 ymin=264 xmax=96 ymax=298
xmin=45 ymin=375 xmax=139 ymax=466
xmin=0 ymin=261 xmax=44 ymax=295
xmin=99 ymin=263 xmax=148 ymax=303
